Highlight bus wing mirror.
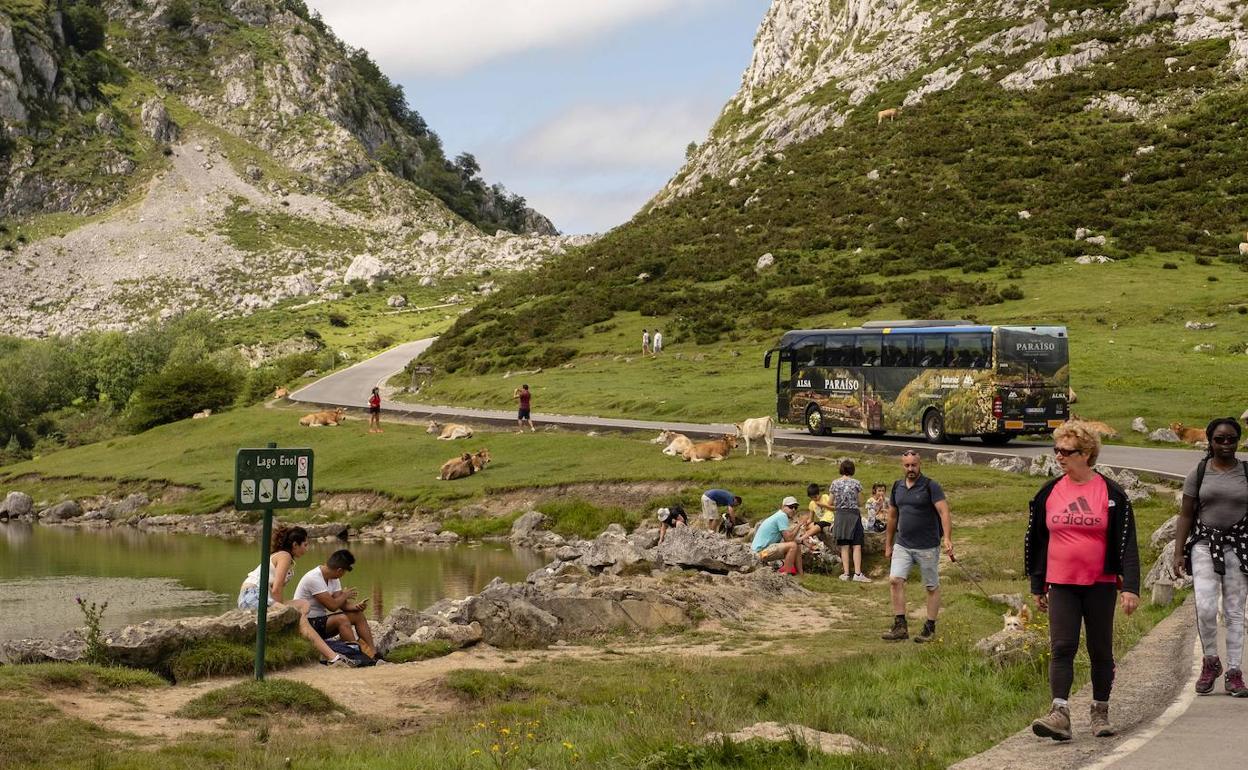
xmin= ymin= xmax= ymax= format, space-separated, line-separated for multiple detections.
xmin=764 ymin=350 xmax=774 ymax=368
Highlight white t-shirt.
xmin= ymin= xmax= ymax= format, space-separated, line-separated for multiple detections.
xmin=293 ymin=566 xmax=341 ymax=618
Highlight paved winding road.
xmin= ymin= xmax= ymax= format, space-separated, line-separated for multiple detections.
xmin=290 ymin=338 xmax=1203 ymax=481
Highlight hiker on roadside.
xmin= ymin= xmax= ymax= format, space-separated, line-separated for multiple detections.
xmin=294 ymin=549 xmax=378 ymax=660
xmin=1027 ymin=420 xmax=1140 ymax=741
xmin=513 ymin=384 xmax=536 ymax=433
xmin=1173 ymin=417 xmax=1248 ymax=697
xmin=652 ymin=329 xmax=663 ymax=354
xmin=642 ymin=328 xmax=651 ymax=355
xmin=831 ymin=459 xmax=871 ymax=583
xmin=752 ymin=495 xmax=803 ymax=575
xmin=700 ymin=488 xmax=741 ymax=533
xmin=367 ymin=387 xmax=382 ymax=434
xmin=882 ymin=450 xmax=953 ymax=643
xmin=865 ymin=482 xmax=888 ymax=533
xmin=656 ymin=505 xmax=688 ymax=544
xmin=236 ymin=525 xmax=351 ymax=666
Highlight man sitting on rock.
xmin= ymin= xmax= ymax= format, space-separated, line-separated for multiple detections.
xmin=294 ymin=549 xmax=378 ymax=658
xmin=752 ymin=496 xmax=803 ymax=575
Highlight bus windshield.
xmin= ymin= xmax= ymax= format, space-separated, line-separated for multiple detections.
xmin=995 ymin=327 xmax=1068 ymax=382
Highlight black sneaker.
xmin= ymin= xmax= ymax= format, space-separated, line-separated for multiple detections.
xmin=914 ymin=622 xmax=936 ymax=643
xmin=881 ymin=618 xmax=908 ymax=641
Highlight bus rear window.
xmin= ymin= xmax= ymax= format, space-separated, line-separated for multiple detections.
xmin=996 ymin=328 xmax=1069 ymax=379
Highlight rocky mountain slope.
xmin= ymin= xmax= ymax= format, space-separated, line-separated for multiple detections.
xmin=423 ymin=0 xmax=1248 ymax=373
xmin=0 ymin=0 xmax=585 ymax=337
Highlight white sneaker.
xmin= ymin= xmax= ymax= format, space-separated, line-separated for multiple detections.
xmin=853 ymin=573 xmax=873 ymax=583
xmin=839 ymin=573 xmax=850 ymax=581
xmin=327 ymin=654 xmax=358 ymax=668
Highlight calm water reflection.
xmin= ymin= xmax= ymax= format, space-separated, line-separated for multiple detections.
xmin=0 ymin=523 xmax=544 ymax=639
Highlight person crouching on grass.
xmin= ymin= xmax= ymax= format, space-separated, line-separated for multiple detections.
xmin=1026 ymin=420 xmax=1140 ymax=741
xmin=752 ymin=496 xmax=803 ymax=575
xmin=294 ymin=549 xmax=378 ymax=659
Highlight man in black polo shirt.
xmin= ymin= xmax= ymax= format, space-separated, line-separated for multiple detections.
xmin=882 ymin=450 xmax=954 ymax=643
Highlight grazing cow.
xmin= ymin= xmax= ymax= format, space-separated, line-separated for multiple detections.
xmin=299 ymin=408 xmax=345 ymax=427
xmin=1170 ymin=421 xmax=1206 ymax=444
xmin=1069 ymin=414 xmax=1118 ymax=439
xmin=657 ymin=430 xmax=695 ymax=457
xmin=439 ymin=453 xmax=476 ymax=480
xmin=877 ymin=107 xmax=899 ymax=125
xmin=274 ymin=387 xmax=289 ymax=399
xmin=427 ymin=421 xmax=473 ymax=440
xmin=683 ymin=435 xmax=739 ymax=462
xmin=734 ymin=416 xmax=775 ymax=457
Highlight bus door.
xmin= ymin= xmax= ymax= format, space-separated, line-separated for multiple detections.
xmin=855 ymin=334 xmax=885 ymax=433
xmin=766 ymin=348 xmax=792 ymax=420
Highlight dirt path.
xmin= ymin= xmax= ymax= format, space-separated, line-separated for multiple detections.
xmin=47 ymin=593 xmax=851 ymax=742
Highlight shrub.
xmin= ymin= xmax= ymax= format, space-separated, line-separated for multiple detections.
xmin=166 ymin=0 xmax=193 ymax=29
xmin=125 ymin=362 xmax=241 ymax=431
xmin=1162 ymin=262 xmax=1179 ymax=269
xmin=175 ymin=679 xmax=340 ymax=720
xmin=65 ymin=5 xmax=107 ymax=52
xmin=328 ymin=312 xmax=349 ymax=328
xmin=1000 ymin=284 xmax=1025 ymax=300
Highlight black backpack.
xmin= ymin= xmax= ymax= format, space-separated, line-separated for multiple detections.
xmin=326 ymin=639 xmax=375 ymax=667
xmin=889 ymin=478 xmax=943 ymax=538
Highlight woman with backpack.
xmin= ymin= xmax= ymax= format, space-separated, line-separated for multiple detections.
xmin=1172 ymin=417 xmax=1248 ymax=697
xmin=237 ymin=525 xmax=357 ymax=667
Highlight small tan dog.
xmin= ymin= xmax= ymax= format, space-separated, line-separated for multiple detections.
xmin=1002 ymin=604 xmax=1031 ymax=632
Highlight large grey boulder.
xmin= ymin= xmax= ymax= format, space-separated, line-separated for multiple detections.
xmin=140 ymin=99 xmax=178 ymax=144
xmin=1150 ymin=515 xmax=1178 ymax=551
xmin=937 ymin=450 xmax=972 ymax=466
xmin=702 ymin=722 xmax=870 ymax=756
xmin=654 ymin=527 xmax=757 ymax=573
xmin=975 ymin=627 xmax=1048 ymax=666
xmin=343 ymin=254 xmax=389 ymax=285
xmin=1 ymin=491 xmax=34 ymax=520
xmin=1149 ymin=428 xmax=1181 ymax=443
xmin=105 ymin=492 xmax=149 ymax=520
xmin=1029 ymin=454 xmax=1061 ymax=477
xmin=1132 ymin=417 xmax=1148 ymax=434
xmin=1144 ymin=540 xmax=1192 ymax=591
xmin=582 ymin=532 xmax=653 ymax=575
xmin=40 ymin=500 xmax=82 ymax=521
xmin=510 ymin=510 xmax=547 ymax=542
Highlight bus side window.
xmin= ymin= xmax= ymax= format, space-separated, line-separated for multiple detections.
xmin=855 ymin=334 xmax=882 ymax=367
xmin=819 ymin=336 xmax=852 ymax=367
xmin=916 ymin=334 xmax=948 ymax=367
xmin=882 ymin=335 xmax=914 ymax=367
xmin=949 ymin=333 xmax=992 ymax=369
xmin=792 ymin=338 xmax=823 ymax=373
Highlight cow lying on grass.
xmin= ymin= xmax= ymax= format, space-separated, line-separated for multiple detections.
xmin=299 ymin=408 xmax=345 ymax=426
xmin=439 ymin=449 xmax=491 ymax=480
xmin=428 ymin=421 xmax=473 ymax=440
xmin=655 ymin=430 xmax=695 ymax=457
xmin=735 ymin=416 xmax=775 ymax=457
xmin=683 ymin=435 xmax=738 ymax=462
xmin=1170 ymin=421 xmax=1206 ymax=444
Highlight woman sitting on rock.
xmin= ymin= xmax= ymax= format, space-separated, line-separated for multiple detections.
xmin=1172 ymin=417 xmax=1248 ymax=696
xmin=237 ymin=525 xmax=355 ymax=667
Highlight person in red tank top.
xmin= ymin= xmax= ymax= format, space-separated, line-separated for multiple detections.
xmin=513 ymin=384 xmax=535 ymax=433
xmin=367 ymin=387 xmax=382 ymax=434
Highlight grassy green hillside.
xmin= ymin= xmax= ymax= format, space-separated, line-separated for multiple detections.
xmin=415 ymin=36 xmax=1248 ymax=435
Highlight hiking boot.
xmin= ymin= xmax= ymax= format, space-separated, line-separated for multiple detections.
xmin=881 ymin=618 xmax=908 ymax=641
xmin=1197 ymin=656 xmax=1223 ymax=694
xmin=913 ymin=622 xmax=936 ymax=644
xmin=852 ymin=573 xmax=873 ymax=583
xmin=1226 ymin=669 xmax=1248 ymax=697
xmin=1031 ymin=704 xmax=1072 ymax=741
xmin=1090 ymin=702 xmax=1115 ymax=737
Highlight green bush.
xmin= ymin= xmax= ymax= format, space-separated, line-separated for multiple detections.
xmin=64 ymin=4 xmax=107 ymax=51
xmin=175 ymin=679 xmax=340 ymax=721
xmin=163 ymin=634 xmax=318 ymax=682
xmin=166 ymin=0 xmax=193 ymax=28
xmin=125 ymin=362 xmax=241 ymax=431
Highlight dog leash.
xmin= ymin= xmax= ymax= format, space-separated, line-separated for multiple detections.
xmin=949 ymin=553 xmax=994 ymax=602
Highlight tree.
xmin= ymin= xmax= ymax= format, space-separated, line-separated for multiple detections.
xmin=685 ymin=141 xmax=699 ymax=160
xmin=125 ymin=362 xmax=241 ymax=432
xmin=65 ymin=4 xmax=107 ymax=52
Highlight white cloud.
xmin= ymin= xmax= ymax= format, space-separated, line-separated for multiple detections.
xmin=524 ymin=182 xmax=659 ymax=235
xmin=307 ymin=0 xmax=723 ymax=75
xmin=508 ymin=101 xmax=720 ymax=172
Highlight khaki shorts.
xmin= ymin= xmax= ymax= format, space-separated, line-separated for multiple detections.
xmin=757 ymin=543 xmax=788 ymax=562
xmin=700 ymin=494 xmax=720 ymax=521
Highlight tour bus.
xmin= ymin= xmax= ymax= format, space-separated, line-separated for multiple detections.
xmin=763 ymin=321 xmax=1070 ymax=444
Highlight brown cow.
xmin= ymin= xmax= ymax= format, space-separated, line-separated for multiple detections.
xmin=877 ymin=107 xmax=900 ymax=125
xmin=274 ymin=387 xmax=289 ymax=399
xmin=1069 ymin=414 xmax=1118 ymax=439
xmin=1170 ymin=421 xmax=1206 ymax=444
xmin=470 ymin=448 xmax=491 ymax=471
xmin=439 ymin=453 xmax=476 ymax=480
xmin=682 ymin=435 xmax=739 ymax=462
xmin=299 ymin=408 xmax=345 ymax=427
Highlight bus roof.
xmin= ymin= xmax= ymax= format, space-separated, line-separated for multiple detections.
xmin=777 ymin=324 xmax=1065 ymax=347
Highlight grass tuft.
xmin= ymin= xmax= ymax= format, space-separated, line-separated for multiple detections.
xmin=386 ymin=640 xmax=457 ymax=664
xmin=175 ymin=679 xmax=342 ymax=721
xmin=444 ymin=669 xmax=531 ymax=702
xmin=0 ymin=662 xmax=166 ymax=693
xmin=163 ymin=633 xmax=319 ymax=683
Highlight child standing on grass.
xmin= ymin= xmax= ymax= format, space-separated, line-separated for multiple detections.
xmin=866 ymin=482 xmax=888 ymax=532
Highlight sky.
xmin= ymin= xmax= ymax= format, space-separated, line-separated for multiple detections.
xmin=305 ymin=0 xmax=770 ymax=234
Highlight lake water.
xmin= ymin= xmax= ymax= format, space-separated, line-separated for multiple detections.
xmin=0 ymin=523 xmax=545 ymax=641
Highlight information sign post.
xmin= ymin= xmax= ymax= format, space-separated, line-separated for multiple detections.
xmin=235 ymin=443 xmax=314 ymax=680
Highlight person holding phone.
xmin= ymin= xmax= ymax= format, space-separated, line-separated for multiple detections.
xmin=294 ymin=549 xmax=377 ymax=658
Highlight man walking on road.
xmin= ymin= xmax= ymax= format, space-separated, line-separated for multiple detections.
xmin=882 ymin=450 xmax=953 ymax=643
xmin=513 ymin=384 xmax=536 ymax=433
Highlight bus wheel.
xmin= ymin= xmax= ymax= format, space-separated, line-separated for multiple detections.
xmin=805 ymin=405 xmax=826 ymax=436
xmin=922 ymin=410 xmax=948 ymax=444
xmin=981 ymin=433 xmax=1012 ymax=446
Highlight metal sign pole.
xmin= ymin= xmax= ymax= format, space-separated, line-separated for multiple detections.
xmin=254 ymin=441 xmax=277 ymax=681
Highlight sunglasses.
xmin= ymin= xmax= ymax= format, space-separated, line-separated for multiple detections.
xmin=1212 ymin=435 xmax=1240 ymax=445
xmin=1053 ymin=446 xmax=1083 ymax=457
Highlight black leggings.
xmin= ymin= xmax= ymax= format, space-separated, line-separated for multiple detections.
xmin=1048 ymin=582 xmax=1117 ymax=701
